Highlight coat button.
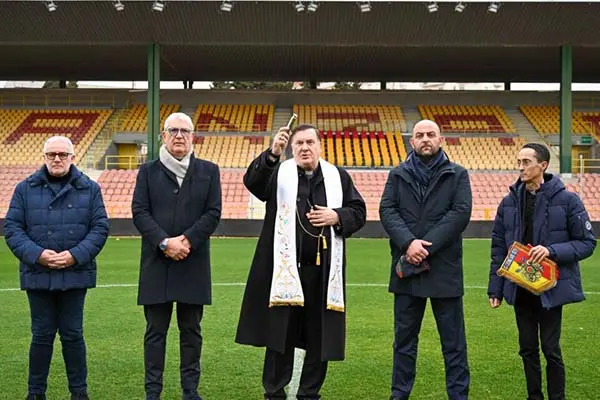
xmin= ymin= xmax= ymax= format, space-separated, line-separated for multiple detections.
xmin=48 ymin=231 xmax=52 ymax=235
xmin=69 ymin=230 xmax=74 ymax=234
xmin=173 ymin=189 xmax=179 ymax=194
xmin=48 ymin=206 xmax=52 ymax=210
xmin=44 ymin=184 xmax=48 ymax=188
xmin=68 ymin=204 xmax=73 ymax=208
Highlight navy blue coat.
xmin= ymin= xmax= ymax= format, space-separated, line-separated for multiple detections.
xmin=488 ymin=174 xmax=596 ymax=309
xmin=4 ymin=166 xmax=109 ymax=291
xmin=379 ymin=155 xmax=472 ymax=298
xmin=132 ymin=155 xmax=221 ymax=306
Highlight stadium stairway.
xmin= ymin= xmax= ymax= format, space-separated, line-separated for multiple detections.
xmin=400 ymin=106 xmax=421 ymax=132
xmin=83 ymin=108 xmax=128 ymax=170
xmin=272 ymin=107 xmax=293 ymax=134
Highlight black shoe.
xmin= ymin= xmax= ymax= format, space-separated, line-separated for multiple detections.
xmin=71 ymin=394 xmax=89 ymax=400
xmin=26 ymin=395 xmax=46 ymax=400
xmin=182 ymin=392 xmax=203 ymax=400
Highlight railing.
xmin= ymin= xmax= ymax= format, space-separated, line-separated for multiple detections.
xmin=0 ymin=94 xmax=127 ymax=108
xmin=104 ymin=155 xmax=146 ymax=169
xmin=573 ymin=96 xmax=600 ymax=109
xmin=195 ymin=122 xmax=269 ymax=132
xmin=439 ymin=125 xmax=510 ymax=134
xmin=572 ymin=157 xmax=600 ymax=174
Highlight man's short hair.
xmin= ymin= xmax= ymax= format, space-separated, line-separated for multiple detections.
xmin=522 ymin=143 xmax=551 ymax=165
xmin=163 ymin=112 xmax=194 ymax=131
xmin=291 ymin=124 xmax=320 ymax=142
xmin=43 ymin=136 xmax=74 ymax=154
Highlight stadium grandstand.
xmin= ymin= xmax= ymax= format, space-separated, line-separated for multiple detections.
xmin=1 ymin=92 xmax=600 ymax=224
xmin=0 ymin=1 xmax=599 ymax=236
xmin=1 ymin=1 xmax=600 ymax=399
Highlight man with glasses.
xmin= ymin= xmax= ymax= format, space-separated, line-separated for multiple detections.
xmin=488 ymin=143 xmax=596 ymax=400
xmin=4 ymin=136 xmax=109 ymax=400
xmin=132 ymin=112 xmax=222 ymax=400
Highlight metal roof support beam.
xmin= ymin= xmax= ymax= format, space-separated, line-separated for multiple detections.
xmin=559 ymin=44 xmax=573 ymax=174
xmin=147 ymin=43 xmax=161 ymax=161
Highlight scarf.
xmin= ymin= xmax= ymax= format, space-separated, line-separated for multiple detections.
xmin=270 ymin=158 xmax=346 ymax=312
xmin=159 ymin=145 xmax=192 ymax=187
xmin=405 ymin=149 xmax=448 ymax=187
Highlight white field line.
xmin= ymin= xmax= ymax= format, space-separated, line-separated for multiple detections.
xmin=0 ymin=283 xmax=599 ymax=294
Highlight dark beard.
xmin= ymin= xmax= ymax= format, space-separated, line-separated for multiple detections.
xmin=416 ymin=150 xmax=438 ymax=165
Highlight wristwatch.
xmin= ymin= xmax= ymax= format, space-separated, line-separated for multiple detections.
xmin=159 ymin=238 xmax=169 ymax=251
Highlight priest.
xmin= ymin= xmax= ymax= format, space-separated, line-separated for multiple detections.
xmin=235 ymin=124 xmax=366 ymax=400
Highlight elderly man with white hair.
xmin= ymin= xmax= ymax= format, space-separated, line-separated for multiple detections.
xmin=132 ymin=112 xmax=222 ymax=400
xmin=4 ymin=135 xmax=109 ymax=400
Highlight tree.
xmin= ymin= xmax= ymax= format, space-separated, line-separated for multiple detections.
xmin=43 ymin=81 xmax=78 ymax=89
xmin=210 ymin=81 xmax=309 ymax=90
xmin=333 ymin=81 xmax=361 ymax=91
xmin=210 ymin=81 xmax=234 ymax=90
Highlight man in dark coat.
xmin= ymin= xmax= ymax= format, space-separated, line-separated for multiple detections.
xmin=488 ymin=143 xmax=596 ymax=400
xmin=132 ymin=112 xmax=221 ymax=400
xmin=235 ymin=123 xmax=366 ymax=400
xmin=379 ymin=120 xmax=472 ymax=400
xmin=4 ymin=136 xmax=109 ymax=400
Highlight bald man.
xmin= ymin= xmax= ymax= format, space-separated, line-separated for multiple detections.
xmin=4 ymin=136 xmax=109 ymax=400
xmin=379 ymin=120 xmax=472 ymax=400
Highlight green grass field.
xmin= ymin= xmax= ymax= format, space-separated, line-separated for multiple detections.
xmin=0 ymin=238 xmax=598 ymax=400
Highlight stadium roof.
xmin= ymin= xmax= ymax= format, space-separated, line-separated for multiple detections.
xmin=1 ymin=0 xmax=600 ymax=82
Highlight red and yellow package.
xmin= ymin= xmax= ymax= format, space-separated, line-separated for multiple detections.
xmin=497 ymin=242 xmax=559 ymax=295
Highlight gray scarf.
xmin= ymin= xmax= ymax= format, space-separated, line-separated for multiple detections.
xmin=159 ymin=145 xmax=192 ymax=187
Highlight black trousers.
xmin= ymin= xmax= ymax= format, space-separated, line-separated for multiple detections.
xmin=391 ymin=295 xmax=470 ymax=400
xmin=144 ymin=302 xmax=204 ymax=399
xmin=514 ymin=288 xmax=564 ymax=400
xmin=263 ymin=264 xmax=328 ymax=400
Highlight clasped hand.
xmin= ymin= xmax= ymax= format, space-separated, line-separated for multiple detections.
xmin=38 ymin=249 xmax=75 ymax=269
xmin=164 ymin=235 xmax=192 ymax=261
xmin=405 ymin=239 xmax=432 ymax=265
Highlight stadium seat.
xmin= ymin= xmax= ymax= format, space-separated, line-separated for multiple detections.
xmin=193 ymin=104 xmax=274 ymax=132
xmin=294 ymin=105 xmax=407 ymax=167
xmin=418 ymin=105 xmax=516 ymax=133
xmin=120 ymin=104 xmax=180 ymax=132
xmin=519 ymin=105 xmax=600 ymax=136
xmin=0 ymin=108 xmax=113 ymax=167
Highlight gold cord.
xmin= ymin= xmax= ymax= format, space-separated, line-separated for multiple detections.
xmin=296 ymin=207 xmax=326 ymax=266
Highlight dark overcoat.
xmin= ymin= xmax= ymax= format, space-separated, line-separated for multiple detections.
xmin=379 ymin=155 xmax=472 ymax=298
xmin=235 ymin=151 xmax=366 ymax=361
xmin=132 ymin=155 xmax=221 ymax=305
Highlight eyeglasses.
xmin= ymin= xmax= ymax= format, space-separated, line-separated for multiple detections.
xmin=166 ymin=127 xmax=193 ymax=136
xmin=45 ymin=152 xmax=72 ymax=161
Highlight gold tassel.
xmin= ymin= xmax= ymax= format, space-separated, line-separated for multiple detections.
xmin=316 ymin=251 xmax=320 ymax=266
xmin=321 ymin=234 xmax=327 ymax=250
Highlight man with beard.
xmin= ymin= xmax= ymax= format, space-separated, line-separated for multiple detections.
xmin=379 ymin=119 xmax=472 ymax=400
xmin=235 ymin=123 xmax=366 ymax=399
xmin=488 ymin=143 xmax=596 ymax=400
